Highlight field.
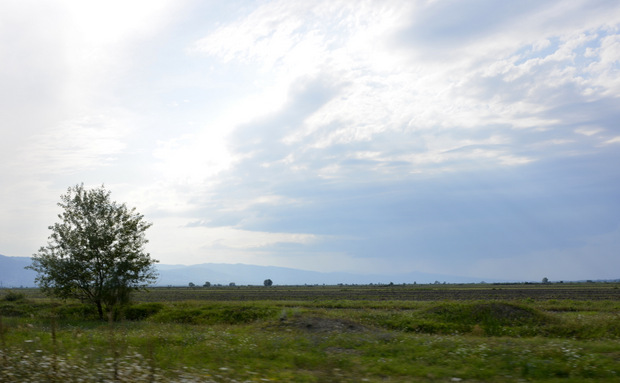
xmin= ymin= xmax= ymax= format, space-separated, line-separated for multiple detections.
xmin=1 ymin=283 xmax=620 ymax=382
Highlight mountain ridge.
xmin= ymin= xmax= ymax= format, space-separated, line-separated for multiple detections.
xmin=1 ymin=253 xmax=503 ymax=287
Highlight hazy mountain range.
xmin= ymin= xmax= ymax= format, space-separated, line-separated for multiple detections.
xmin=1 ymin=253 xmax=498 ymax=288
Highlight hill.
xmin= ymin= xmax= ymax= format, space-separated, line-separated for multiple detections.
xmin=0 ymin=254 xmax=37 ymax=287
xmin=153 ymin=262 xmax=486 ymax=286
xmin=1 ymin=253 xmax=490 ymax=288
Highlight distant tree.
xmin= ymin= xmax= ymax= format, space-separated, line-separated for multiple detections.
xmin=27 ymin=184 xmax=157 ymax=320
xmin=188 ymin=282 xmax=195 ymax=288
xmin=263 ymin=279 xmax=273 ymax=287
xmin=542 ymin=277 xmax=549 ymax=284
xmin=203 ymin=281 xmax=211 ymax=287
xmin=229 ymin=282 xmax=236 ymax=287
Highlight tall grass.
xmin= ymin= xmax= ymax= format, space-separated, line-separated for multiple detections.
xmin=1 ymin=319 xmax=619 ymax=382
xmin=1 ymin=288 xmax=620 ymax=382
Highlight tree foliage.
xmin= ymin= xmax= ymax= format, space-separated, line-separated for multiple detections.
xmin=264 ymin=279 xmax=273 ymax=287
xmin=27 ymin=184 xmax=158 ymax=319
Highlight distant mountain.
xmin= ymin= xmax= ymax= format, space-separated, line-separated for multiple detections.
xmin=153 ymin=262 xmax=487 ymax=286
xmin=0 ymin=253 xmax=493 ymax=288
xmin=0 ymin=254 xmax=37 ymax=287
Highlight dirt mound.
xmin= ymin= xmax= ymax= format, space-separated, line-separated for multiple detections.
xmin=282 ymin=316 xmax=367 ymax=333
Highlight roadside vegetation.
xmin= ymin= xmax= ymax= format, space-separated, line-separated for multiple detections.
xmin=1 ymin=283 xmax=620 ymax=382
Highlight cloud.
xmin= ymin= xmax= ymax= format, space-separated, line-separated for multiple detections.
xmin=470 ymin=225 xmax=620 ymax=280
xmin=2 ymin=0 xmax=619 ymax=281
xmin=604 ymin=136 xmax=620 ymax=144
xmin=0 ymin=3 xmax=70 ymax=150
xmin=170 ymin=1 xmax=620 ymax=276
xmin=191 ymin=0 xmax=619 ymax=185
xmin=20 ymin=113 xmax=131 ymax=176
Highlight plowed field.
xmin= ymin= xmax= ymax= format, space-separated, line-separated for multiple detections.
xmin=133 ymin=283 xmax=620 ymax=302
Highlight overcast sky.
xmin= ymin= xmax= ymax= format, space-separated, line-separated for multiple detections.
xmin=2 ymin=0 xmax=619 ymax=281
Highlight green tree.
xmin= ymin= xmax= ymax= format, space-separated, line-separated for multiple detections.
xmin=27 ymin=184 xmax=158 ymax=320
xmin=263 ymin=279 xmax=273 ymax=287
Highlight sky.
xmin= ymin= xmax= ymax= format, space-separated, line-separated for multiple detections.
xmin=1 ymin=0 xmax=619 ymax=282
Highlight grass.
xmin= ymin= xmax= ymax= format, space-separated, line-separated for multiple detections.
xmin=1 ymin=284 xmax=620 ymax=382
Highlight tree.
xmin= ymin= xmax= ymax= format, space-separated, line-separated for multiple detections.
xmin=27 ymin=184 xmax=158 ymax=320
xmin=263 ymin=279 xmax=273 ymax=287
xmin=188 ymin=282 xmax=195 ymax=288
xmin=203 ymin=281 xmax=211 ymax=287
xmin=542 ymin=277 xmax=549 ymax=284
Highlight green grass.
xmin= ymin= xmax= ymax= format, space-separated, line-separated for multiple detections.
xmin=1 ymin=285 xmax=620 ymax=382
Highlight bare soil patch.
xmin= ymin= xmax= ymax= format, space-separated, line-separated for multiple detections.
xmin=281 ymin=316 xmax=367 ymax=333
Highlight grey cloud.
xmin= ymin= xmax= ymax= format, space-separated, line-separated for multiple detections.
xmin=231 ymin=75 xmax=345 ymax=156
xmin=393 ymin=0 xmax=550 ymax=57
xmin=401 ymin=0 xmax=545 ymax=46
xmin=393 ymin=0 xmax=620 ymax=65
xmin=193 ymin=121 xmax=620 ymax=267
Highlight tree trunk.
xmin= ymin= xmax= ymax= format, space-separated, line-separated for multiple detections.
xmin=96 ymin=300 xmax=104 ymax=320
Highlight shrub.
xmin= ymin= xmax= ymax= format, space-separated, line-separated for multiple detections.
xmin=124 ymin=302 xmax=165 ymax=320
xmin=150 ymin=307 xmax=205 ymax=325
xmin=2 ymin=290 xmax=26 ymax=302
xmin=0 ymin=303 xmax=29 ymax=317
xmin=216 ymin=306 xmax=277 ymax=324
xmin=149 ymin=304 xmax=278 ymax=325
xmin=423 ymin=302 xmax=555 ymax=335
xmin=426 ymin=302 xmax=551 ymax=326
xmin=55 ymin=303 xmax=99 ymax=320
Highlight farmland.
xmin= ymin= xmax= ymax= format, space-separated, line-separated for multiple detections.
xmin=137 ymin=283 xmax=620 ymax=302
xmin=1 ymin=283 xmax=620 ymax=382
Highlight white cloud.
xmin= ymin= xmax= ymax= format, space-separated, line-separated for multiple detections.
xmin=22 ymin=113 xmax=130 ymax=175
xmin=153 ymin=132 xmax=232 ymax=184
xmin=532 ymin=38 xmax=552 ymax=52
xmin=61 ymin=0 xmax=174 ymax=44
xmin=2 ymin=0 xmax=619 ymax=281
xmin=603 ymin=136 xmax=620 ymax=144
xmin=145 ymin=218 xmax=318 ymax=265
xmin=585 ymin=33 xmax=620 ymax=95
xmin=185 ymin=0 xmax=619 ymax=186
xmin=575 ymin=126 xmax=604 ymax=136
xmin=60 ymin=0 xmax=179 ymax=84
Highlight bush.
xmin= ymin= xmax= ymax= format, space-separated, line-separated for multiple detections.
xmin=55 ymin=303 xmax=99 ymax=320
xmin=216 ymin=306 xmax=277 ymax=324
xmin=2 ymin=290 xmax=26 ymax=302
xmin=0 ymin=303 xmax=30 ymax=317
xmin=426 ymin=302 xmax=551 ymax=325
xmin=150 ymin=307 xmax=205 ymax=325
xmin=149 ymin=304 xmax=278 ymax=325
xmin=124 ymin=302 xmax=165 ymax=320
xmin=422 ymin=302 xmax=555 ymax=336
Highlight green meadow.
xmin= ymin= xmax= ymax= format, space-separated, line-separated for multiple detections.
xmin=1 ymin=284 xmax=620 ymax=382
